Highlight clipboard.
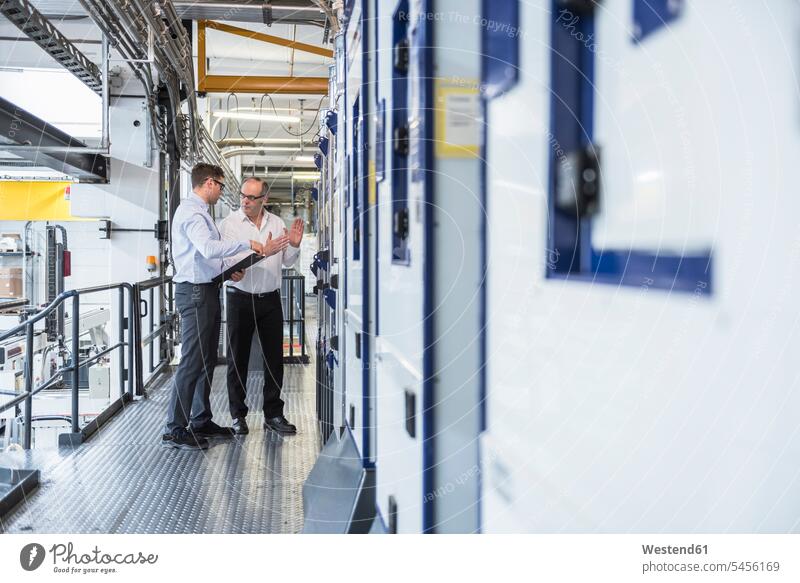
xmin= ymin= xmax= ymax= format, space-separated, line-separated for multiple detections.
xmin=212 ymin=253 xmax=265 ymax=284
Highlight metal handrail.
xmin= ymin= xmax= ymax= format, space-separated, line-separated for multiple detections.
xmin=0 ymin=282 xmax=129 ymax=342
xmin=0 ymin=299 xmax=29 ymax=313
xmin=2 ymin=366 xmax=73 ymax=413
xmin=0 ymin=281 xmax=134 ymax=449
xmin=132 ymin=276 xmax=175 ymax=396
xmin=136 ymin=275 xmax=172 ymax=291
xmin=281 ymin=271 xmax=309 ymax=363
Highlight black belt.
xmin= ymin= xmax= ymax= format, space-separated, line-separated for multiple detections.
xmin=226 ymin=286 xmax=279 ymax=299
xmin=176 ymin=281 xmax=221 ymax=289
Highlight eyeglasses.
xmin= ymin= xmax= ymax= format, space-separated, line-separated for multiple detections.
xmin=240 ymin=193 xmax=266 ymax=202
xmin=210 ymin=178 xmax=225 ymax=190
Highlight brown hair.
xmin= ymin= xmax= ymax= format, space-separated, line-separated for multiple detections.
xmin=191 ymin=163 xmax=224 ymax=189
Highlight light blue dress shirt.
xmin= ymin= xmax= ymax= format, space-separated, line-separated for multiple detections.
xmin=171 ymin=193 xmax=250 ymax=284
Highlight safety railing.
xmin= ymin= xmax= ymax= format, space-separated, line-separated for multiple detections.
xmin=281 ymin=270 xmax=309 ymax=364
xmin=0 ymin=276 xmax=178 ymax=449
xmin=0 ymin=282 xmax=134 ymax=449
xmin=0 ymin=299 xmax=29 ymax=314
xmin=0 ymin=272 xmax=301 ymax=449
xmin=133 ymin=276 xmax=175 ymax=396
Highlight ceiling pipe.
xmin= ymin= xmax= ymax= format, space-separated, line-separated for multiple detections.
xmin=173 ymin=0 xmax=326 ymax=26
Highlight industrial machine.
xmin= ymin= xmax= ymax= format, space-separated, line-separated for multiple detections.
xmin=306 ymin=0 xmax=800 ymax=534
xmin=1 ymin=298 xmax=116 ymax=450
xmin=307 ymin=0 xmax=486 ymax=534
xmin=0 ymin=220 xmax=132 ymax=450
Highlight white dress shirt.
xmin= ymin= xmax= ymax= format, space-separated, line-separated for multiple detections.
xmin=172 ymin=193 xmax=250 ymax=284
xmin=219 ymin=209 xmax=301 ymax=293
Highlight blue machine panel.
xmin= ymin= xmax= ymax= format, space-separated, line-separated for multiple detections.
xmin=547 ymin=0 xmax=711 ymax=293
xmin=481 ymin=0 xmax=520 ymax=99
xmin=408 ymin=5 xmax=428 ymax=184
xmin=376 ymin=98 xmax=386 ymax=182
xmin=391 ymin=1 xmax=411 ymax=264
xmin=325 ymin=110 xmax=338 ymax=135
xmin=632 ymin=0 xmax=684 ymax=43
xmin=352 ymin=96 xmax=362 ymax=261
xmin=343 ymin=0 xmax=357 ymax=29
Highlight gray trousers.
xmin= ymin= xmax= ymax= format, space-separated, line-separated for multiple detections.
xmin=165 ymin=282 xmax=221 ymax=433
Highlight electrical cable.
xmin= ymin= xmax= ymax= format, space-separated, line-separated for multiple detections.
xmin=220 ymin=93 xmax=238 ymax=142
xmin=265 ymin=94 xmax=326 ymax=137
xmin=218 ymin=93 xmax=325 ymax=144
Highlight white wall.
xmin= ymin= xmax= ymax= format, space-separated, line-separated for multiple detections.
xmin=69 ymin=96 xmax=161 ymax=289
xmin=0 ymin=68 xmax=101 ymax=140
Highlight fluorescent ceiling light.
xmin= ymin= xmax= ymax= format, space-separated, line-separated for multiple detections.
xmin=216 ymin=138 xmax=305 ymax=145
xmin=222 ymin=146 xmax=302 ymax=159
xmin=294 ymin=155 xmax=315 ymax=163
xmin=268 ymin=172 xmax=320 ymax=180
xmin=212 ymin=111 xmax=300 ymax=122
xmin=197 ymin=3 xmax=321 ymax=11
xmin=226 ymin=107 xmax=296 ymax=113
xmin=635 ymin=170 xmax=662 ymax=183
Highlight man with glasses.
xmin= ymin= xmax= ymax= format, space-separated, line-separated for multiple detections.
xmin=164 ymin=164 xmax=268 ymax=450
xmin=220 ymin=176 xmax=305 ymax=435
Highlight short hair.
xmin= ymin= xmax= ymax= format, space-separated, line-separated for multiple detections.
xmin=191 ymin=163 xmax=224 ymax=189
xmin=241 ymin=176 xmax=266 ymax=196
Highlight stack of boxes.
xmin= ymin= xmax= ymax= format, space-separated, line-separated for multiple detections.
xmin=0 ymin=233 xmax=23 ymax=299
xmin=0 ymin=267 xmax=22 ymax=298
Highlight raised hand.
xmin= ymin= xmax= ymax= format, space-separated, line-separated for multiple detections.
xmin=288 ymin=217 xmax=305 ymax=247
xmin=263 ymin=231 xmax=289 ymax=257
xmin=249 ymin=240 xmax=265 ymax=255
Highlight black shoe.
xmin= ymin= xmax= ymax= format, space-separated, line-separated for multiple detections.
xmin=161 ymin=427 xmax=209 ymax=450
xmin=232 ymin=417 xmax=249 ymax=435
xmin=263 ymin=415 xmax=297 ymax=434
xmin=190 ymin=420 xmax=235 ymax=439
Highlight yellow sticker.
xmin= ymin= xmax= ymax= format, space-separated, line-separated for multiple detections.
xmin=368 ymin=159 xmax=377 ymax=206
xmin=435 ymin=78 xmax=481 ymax=158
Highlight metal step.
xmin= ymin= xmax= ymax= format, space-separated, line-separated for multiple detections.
xmin=0 ymin=0 xmax=102 ymax=94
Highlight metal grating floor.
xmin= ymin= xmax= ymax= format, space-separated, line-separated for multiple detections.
xmin=0 ymin=358 xmax=320 ymax=534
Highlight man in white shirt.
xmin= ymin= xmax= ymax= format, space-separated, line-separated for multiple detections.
xmin=220 ymin=177 xmax=304 ymax=435
xmin=164 ymin=164 xmax=265 ymax=450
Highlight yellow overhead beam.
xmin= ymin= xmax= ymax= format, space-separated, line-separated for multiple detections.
xmin=0 ymin=181 xmax=75 ymax=221
xmin=200 ymin=74 xmax=328 ymax=94
xmin=204 ymin=20 xmax=333 ymax=58
xmin=197 ymin=20 xmax=329 ymax=94
xmin=198 ymin=19 xmax=207 ymax=91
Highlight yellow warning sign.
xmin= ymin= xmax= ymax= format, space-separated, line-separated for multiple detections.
xmin=0 ymin=181 xmax=77 ymax=221
xmin=434 ymin=78 xmax=482 ymax=158
xmin=368 ymin=159 xmax=377 ymax=205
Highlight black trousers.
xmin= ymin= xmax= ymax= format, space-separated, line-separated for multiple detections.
xmin=165 ymin=282 xmax=220 ymax=433
xmin=225 ymin=289 xmax=285 ymax=419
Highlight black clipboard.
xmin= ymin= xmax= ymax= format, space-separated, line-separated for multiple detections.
xmin=212 ymin=253 xmax=265 ymax=284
